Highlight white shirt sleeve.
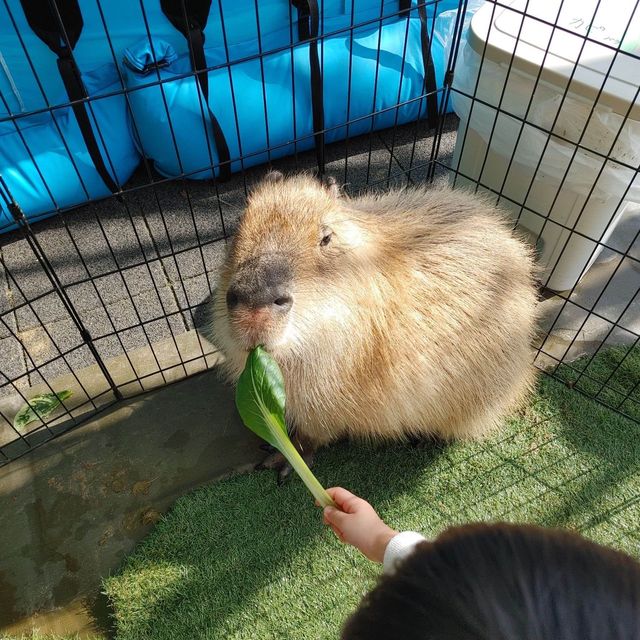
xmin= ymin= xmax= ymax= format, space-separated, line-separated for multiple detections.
xmin=382 ymin=531 xmax=427 ymax=575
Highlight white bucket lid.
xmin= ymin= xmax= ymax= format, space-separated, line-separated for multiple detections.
xmin=468 ymin=0 xmax=640 ymax=119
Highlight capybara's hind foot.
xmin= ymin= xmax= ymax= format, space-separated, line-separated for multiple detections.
xmin=408 ymin=434 xmax=434 ymax=449
xmin=407 ymin=433 xmax=446 ymax=450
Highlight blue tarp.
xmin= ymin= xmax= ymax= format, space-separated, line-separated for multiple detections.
xmin=0 ymin=0 xmax=466 ymax=232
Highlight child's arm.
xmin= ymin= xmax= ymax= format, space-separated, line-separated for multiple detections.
xmin=322 ymin=487 xmax=426 ymax=573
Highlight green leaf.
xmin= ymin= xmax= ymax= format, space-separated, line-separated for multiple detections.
xmin=13 ymin=390 xmax=73 ymax=432
xmin=235 ymin=347 xmax=335 ymax=508
xmin=235 ymin=346 xmax=287 ymax=450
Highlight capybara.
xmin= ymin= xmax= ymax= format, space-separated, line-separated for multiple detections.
xmin=208 ymin=172 xmax=537 ymax=458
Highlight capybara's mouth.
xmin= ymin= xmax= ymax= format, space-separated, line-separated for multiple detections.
xmin=229 ymin=312 xmax=287 ymax=351
xmin=235 ymin=327 xmax=271 ymax=350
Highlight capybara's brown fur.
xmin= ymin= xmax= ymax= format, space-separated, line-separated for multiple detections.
xmin=208 ymin=172 xmax=538 ymax=448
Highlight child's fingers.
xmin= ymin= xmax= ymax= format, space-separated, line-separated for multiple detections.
xmin=326 ymin=487 xmax=368 ymax=513
xmin=324 ymin=505 xmax=354 ymax=530
xmin=326 ymin=487 xmax=358 ymax=508
xmin=320 ymin=508 xmax=345 ymax=540
xmin=331 ymin=525 xmax=345 ymax=542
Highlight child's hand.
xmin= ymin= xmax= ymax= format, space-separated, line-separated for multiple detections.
xmin=322 ymin=487 xmax=398 ymax=563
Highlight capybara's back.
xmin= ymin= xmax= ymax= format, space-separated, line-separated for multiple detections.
xmin=209 ymin=173 xmax=538 ymax=447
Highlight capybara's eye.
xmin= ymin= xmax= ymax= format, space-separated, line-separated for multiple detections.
xmin=320 ymin=232 xmax=333 ymax=247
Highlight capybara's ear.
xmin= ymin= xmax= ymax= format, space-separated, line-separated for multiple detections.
xmin=322 ymin=175 xmax=341 ymax=199
xmin=264 ymin=170 xmax=284 ymax=183
xmin=248 ymin=170 xmax=284 ymax=201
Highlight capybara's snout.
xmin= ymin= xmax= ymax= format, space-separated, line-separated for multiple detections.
xmin=225 ymin=253 xmax=293 ymax=315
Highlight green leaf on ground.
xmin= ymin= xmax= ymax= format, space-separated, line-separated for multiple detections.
xmin=13 ymin=390 xmax=73 ymax=432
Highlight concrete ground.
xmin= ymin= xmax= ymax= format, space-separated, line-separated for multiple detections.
xmin=0 ymin=367 xmax=263 ymax=638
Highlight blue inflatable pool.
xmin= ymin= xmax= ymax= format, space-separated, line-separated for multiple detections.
xmin=0 ymin=0 xmax=473 ymax=233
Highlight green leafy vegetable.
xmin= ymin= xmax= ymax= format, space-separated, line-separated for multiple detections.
xmin=236 ymin=346 xmax=336 ymax=508
xmin=13 ymin=390 xmax=73 ymax=432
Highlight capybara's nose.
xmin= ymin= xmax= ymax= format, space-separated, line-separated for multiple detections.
xmin=226 ymin=285 xmax=293 ymax=313
xmin=271 ymin=293 xmax=293 ymax=312
xmin=227 ymin=286 xmax=293 ymax=312
xmin=226 ymin=288 xmax=240 ymax=309
xmin=226 ymin=255 xmax=293 ymax=313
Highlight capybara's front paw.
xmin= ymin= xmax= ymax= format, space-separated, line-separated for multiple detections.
xmin=255 ymin=447 xmax=315 ymax=486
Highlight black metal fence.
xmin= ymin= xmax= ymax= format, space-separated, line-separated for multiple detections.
xmin=0 ymin=0 xmax=638 ymax=465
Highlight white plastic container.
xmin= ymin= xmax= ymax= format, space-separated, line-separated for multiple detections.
xmin=450 ymin=0 xmax=640 ymax=291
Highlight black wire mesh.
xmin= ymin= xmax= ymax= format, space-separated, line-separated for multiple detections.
xmin=0 ymin=0 xmax=638 ymax=469
xmin=446 ymin=0 xmax=640 ymax=424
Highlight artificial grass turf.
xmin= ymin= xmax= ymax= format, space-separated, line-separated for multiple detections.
xmin=0 ymin=635 xmax=94 ymax=639
xmin=103 ymin=353 xmax=640 ymax=640
xmin=554 ymin=343 xmax=640 ymax=422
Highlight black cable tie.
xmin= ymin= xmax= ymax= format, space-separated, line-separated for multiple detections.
xmin=8 ymin=202 xmax=26 ymax=223
xmin=79 ymin=328 xmax=95 ymax=344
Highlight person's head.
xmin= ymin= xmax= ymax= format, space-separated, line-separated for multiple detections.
xmin=342 ymin=522 xmax=640 ymax=640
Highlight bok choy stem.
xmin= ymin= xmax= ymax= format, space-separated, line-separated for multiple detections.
xmin=259 ymin=402 xmax=336 ymax=509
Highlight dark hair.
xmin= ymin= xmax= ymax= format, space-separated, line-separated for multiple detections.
xmin=342 ymin=523 xmax=640 ymax=640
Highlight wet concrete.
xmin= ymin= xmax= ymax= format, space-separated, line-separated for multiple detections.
xmin=0 ymin=369 xmax=262 ymax=638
